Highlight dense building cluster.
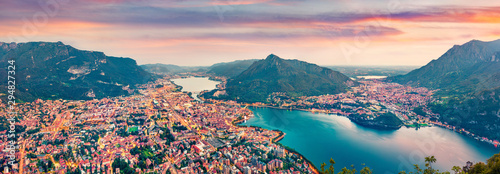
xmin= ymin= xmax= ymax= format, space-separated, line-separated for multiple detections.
xmin=0 ymin=78 xmax=317 ymax=174
xmin=268 ymin=80 xmax=435 ymax=122
xmin=266 ymin=80 xmax=500 ymax=147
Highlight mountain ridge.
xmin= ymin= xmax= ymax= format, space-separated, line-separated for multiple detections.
xmin=389 ymin=39 xmax=500 ymax=95
xmin=140 ymin=63 xmax=207 ymax=75
xmin=388 ymin=39 xmax=500 ymax=140
xmin=207 ymin=59 xmax=258 ymax=78
xmin=220 ymin=54 xmax=357 ymax=103
xmin=0 ymin=41 xmax=154 ymax=102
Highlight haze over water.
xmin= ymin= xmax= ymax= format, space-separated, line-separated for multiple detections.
xmin=171 ymin=77 xmax=220 ymax=101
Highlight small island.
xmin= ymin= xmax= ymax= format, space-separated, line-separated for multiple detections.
xmin=349 ymin=113 xmax=403 ymax=130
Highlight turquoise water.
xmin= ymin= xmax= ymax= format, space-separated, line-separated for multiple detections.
xmin=240 ymin=107 xmax=499 ymax=174
xmin=173 ymin=77 xmax=499 ymax=173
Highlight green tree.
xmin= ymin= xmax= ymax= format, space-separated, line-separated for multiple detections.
xmin=360 ymin=166 xmax=372 ymax=174
xmin=467 ymin=153 xmax=500 ymax=174
xmin=320 ymin=158 xmax=372 ymax=174
xmin=451 ymin=166 xmax=461 ymax=174
xmin=485 ymin=153 xmax=500 ymax=174
xmin=469 ymin=162 xmax=487 ymax=174
xmin=320 ymin=158 xmax=336 ymax=174
xmin=425 ymin=156 xmax=437 ymax=169
xmin=424 ymin=156 xmax=439 ymax=174
xmin=321 ymin=153 xmax=500 ymax=174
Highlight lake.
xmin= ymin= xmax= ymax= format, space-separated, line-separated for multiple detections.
xmin=240 ymin=107 xmax=499 ymax=173
xmin=173 ymin=77 xmax=499 ymax=173
xmin=356 ymin=75 xmax=387 ymax=79
xmin=171 ymin=77 xmax=220 ymax=101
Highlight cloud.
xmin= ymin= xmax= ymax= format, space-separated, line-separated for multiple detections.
xmin=361 ymin=6 xmax=500 ymax=23
xmin=2 ymin=0 xmax=499 ymax=29
xmin=1 ymin=0 xmax=499 ymax=66
xmin=209 ymin=0 xmax=274 ymax=6
xmin=155 ymin=25 xmax=402 ymax=41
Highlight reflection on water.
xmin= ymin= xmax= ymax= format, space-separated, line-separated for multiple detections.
xmin=356 ymin=75 xmax=387 ymax=79
xmin=171 ymin=77 xmax=220 ymax=101
xmin=241 ymin=107 xmax=499 ymax=174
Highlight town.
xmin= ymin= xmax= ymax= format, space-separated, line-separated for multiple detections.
xmin=1 ymin=76 xmax=499 ymax=174
xmin=0 ymin=77 xmax=317 ymax=174
xmin=253 ymin=80 xmax=500 ymax=147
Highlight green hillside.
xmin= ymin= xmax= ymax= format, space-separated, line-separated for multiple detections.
xmin=388 ymin=39 xmax=500 ymax=140
xmin=223 ymin=54 xmax=357 ymax=103
xmin=0 ymin=41 xmax=154 ymax=102
xmin=207 ymin=59 xmax=258 ymax=78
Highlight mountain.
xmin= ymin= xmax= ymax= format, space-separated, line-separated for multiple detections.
xmin=141 ymin=59 xmax=258 ymax=77
xmin=220 ymin=54 xmax=356 ymax=103
xmin=326 ymin=66 xmax=418 ymax=78
xmin=141 ymin=64 xmax=207 ymax=75
xmin=207 ymin=59 xmax=259 ymax=78
xmin=0 ymin=41 xmax=154 ymax=102
xmin=389 ymin=39 xmax=500 ymax=96
xmin=388 ymin=39 xmax=500 ymax=140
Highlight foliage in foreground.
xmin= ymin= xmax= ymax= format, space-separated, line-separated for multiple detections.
xmin=320 ymin=153 xmax=500 ymax=174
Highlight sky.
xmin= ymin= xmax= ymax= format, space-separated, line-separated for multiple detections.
xmin=1 ymin=0 xmax=500 ymax=66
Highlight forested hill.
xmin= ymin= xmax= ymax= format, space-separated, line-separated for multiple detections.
xmin=224 ymin=54 xmax=357 ymax=103
xmin=0 ymin=41 xmax=154 ymax=102
xmin=389 ymin=39 xmax=500 ymax=96
xmin=207 ymin=59 xmax=258 ymax=78
xmin=388 ymin=39 xmax=500 ymax=140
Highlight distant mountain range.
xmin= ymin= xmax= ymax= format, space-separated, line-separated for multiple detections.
xmin=389 ymin=39 xmax=500 ymax=96
xmin=218 ymin=54 xmax=356 ymax=103
xmin=143 ymin=60 xmax=416 ymax=79
xmin=389 ymin=39 xmax=500 ymax=140
xmin=327 ymin=65 xmax=418 ymax=78
xmin=207 ymin=59 xmax=258 ymax=78
xmin=0 ymin=41 xmax=153 ymax=102
xmin=140 ymin=64 xmax=207 ymax=75
xmin=141 ymin=59 xmax=259 ymax=78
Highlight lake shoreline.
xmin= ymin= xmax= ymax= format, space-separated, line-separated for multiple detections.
xmin=247 ymin=104 xmax=499 ymax=147
xmin=241 ymin=106 xmax=500 ymax=173
xmin=251 ymin=105 xmax=403 ymax=130
xmin=172 ymin=78 xmax=320 ymax=173
xmin=176 ymin=77 xmax=499 ymax=173
xmin=231 ymin=114 xmax=320 ymax=174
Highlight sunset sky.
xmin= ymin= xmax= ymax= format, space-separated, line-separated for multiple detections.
xmin=1 ymin=0 xmax=500 ymax=66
